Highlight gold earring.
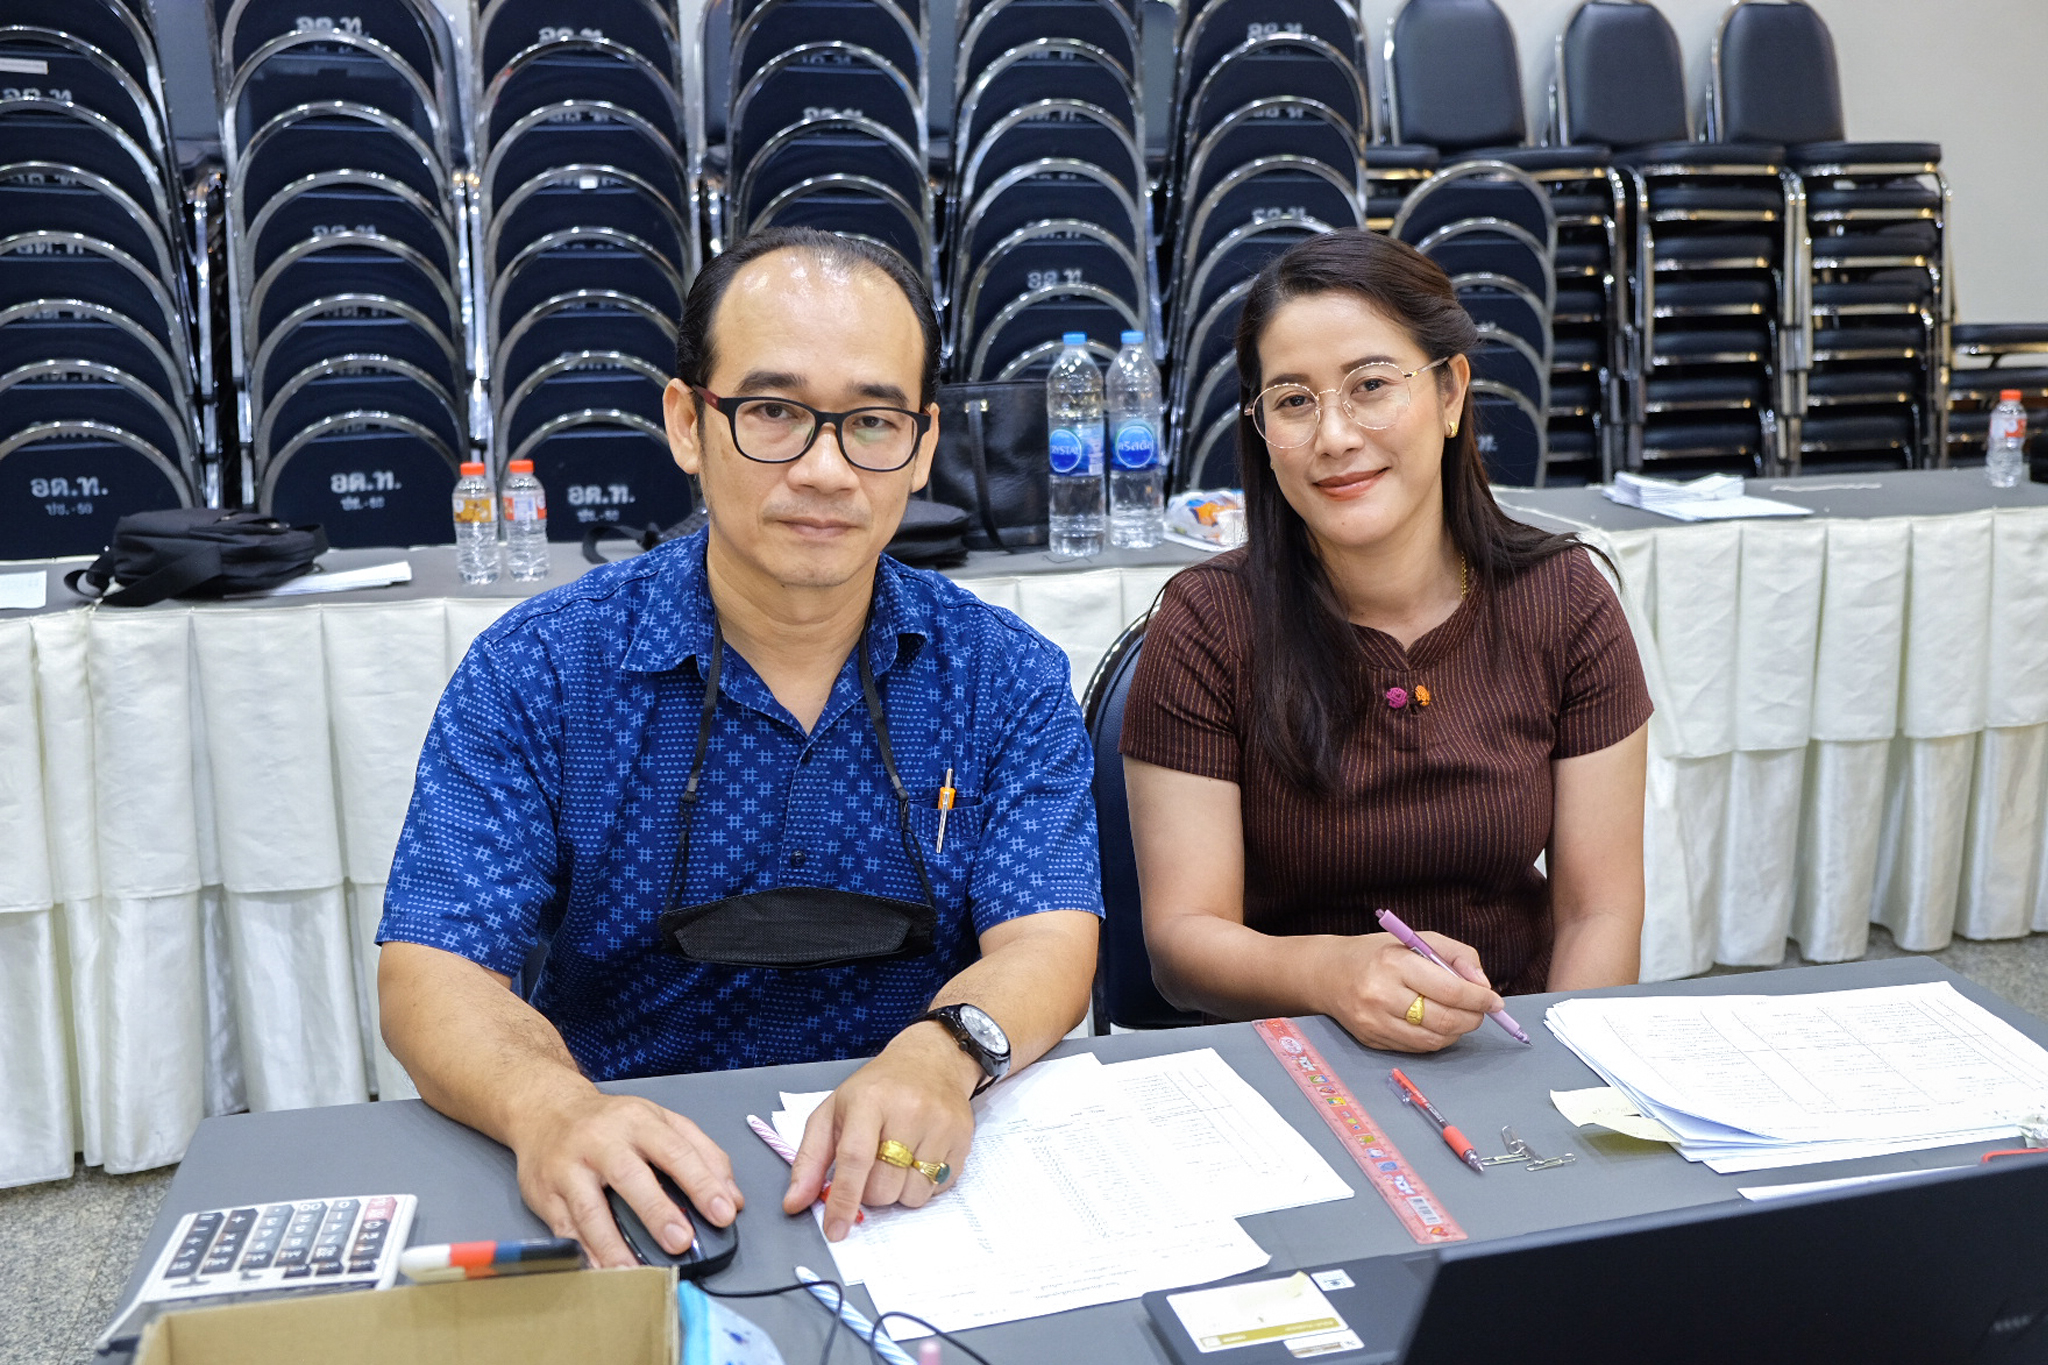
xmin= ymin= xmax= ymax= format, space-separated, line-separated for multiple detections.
xmin=1447 ymin=421 xmax=1458 ymax=437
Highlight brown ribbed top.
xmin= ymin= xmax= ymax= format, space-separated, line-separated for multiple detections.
xmin=1119 ymin=545 xmax=1652 ymax=996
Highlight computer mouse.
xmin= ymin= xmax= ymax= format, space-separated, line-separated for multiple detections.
xmin=605 ymin=1169 xmax=739 ymax=1277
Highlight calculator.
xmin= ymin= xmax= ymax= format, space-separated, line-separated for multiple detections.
xmin=97 ymin=1194 xmax=417 ymax=1352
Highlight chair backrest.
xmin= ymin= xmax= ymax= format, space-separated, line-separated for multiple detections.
xmin=1713 ymin=0 xmax=1844 ymax=145
xmin=1558 ymin=0 xmax=1688 ymax=148
xmin=1081 ymin=617 xmax=1203 ymax=1032
xmin=1388 ymin=0 xmax=1524 ymax=152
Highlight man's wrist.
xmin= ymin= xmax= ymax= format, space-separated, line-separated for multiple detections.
xmin=889 ymin=1019 xmax=987 ymax=1097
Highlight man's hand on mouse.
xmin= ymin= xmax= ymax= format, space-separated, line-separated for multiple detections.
xmin=508 ymin=1087 xmax=743 ymax=1269
xmin=784 ymin=1023 xmax=983 ymax=1241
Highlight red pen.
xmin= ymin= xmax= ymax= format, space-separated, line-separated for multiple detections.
xmin=1390 ymin=1069 xmax=1486 ymax=1175
xmin=747 ymin=1114 xmax=864 ymax=1223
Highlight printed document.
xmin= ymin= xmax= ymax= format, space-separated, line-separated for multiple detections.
xmin=1102 ymin=1047 xmax=1353 ymax=1218
xmin=772 ymin=1053 xmax=1272 ymax=1335
xmin=1547 ymin=982 xmax=2048 ymax=1171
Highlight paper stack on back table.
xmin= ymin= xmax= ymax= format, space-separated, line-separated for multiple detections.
xmin=1546 ymin=982 xmax=2048 ymax=1173
xmin=770 ymin=1050 xmax=1351 ymax=1336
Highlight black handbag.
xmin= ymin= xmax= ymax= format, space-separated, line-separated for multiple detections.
xmin=64 ymin=508 xmax=328 ymax=606
xmin=928 ymin=381 xmax=1048 ymax=551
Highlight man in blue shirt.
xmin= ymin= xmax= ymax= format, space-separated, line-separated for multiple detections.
xmin=376 ymin=228 xmax=1103 ymax=1267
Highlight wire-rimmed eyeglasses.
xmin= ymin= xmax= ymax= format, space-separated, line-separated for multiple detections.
xmin=1244 ymin=358 xmax=1453 ymax=448
xmin=692 ymin=385 xmax=931 ymax=472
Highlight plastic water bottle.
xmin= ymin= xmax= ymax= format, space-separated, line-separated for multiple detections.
xmin=453 ymin=460 xmax=500 ymax=584
xmin=501 ymin=457 xmax=551 ymax=581
xmin=1107 ymin=330 xmax=1165 ymax=548
xmin=1986 ymin=389 xmax=2027 ymax=489
xmin=1046 ymin=332 xmax=1105 ymax=558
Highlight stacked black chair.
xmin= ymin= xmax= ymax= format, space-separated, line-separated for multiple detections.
xmin=946 ymin=0 xmax=1149 ymax=384
xmin=0 ymin=0 xmax=199 ymax=556
xmin=1385 ymin=0 xmax=1615 ymax=484
xmin=1709 ymin=0 xmax=1947 ymax=472
xmin=477 ymin=0 xmax=698 ymax=539
xmin=215 ymin=0 xmax=469 ymax=547
xmin=1393 ymin=162 xmax=1556 ymax=487
xmin=1947 ymin=324 xmax=2048 ymax=472
xmin=1553 ymin=0 xmax=1790 ymax=478
xmin=728 ymin=0 xmax=932 ymax=284
xmin=1166 ymin=0 xmax=1368 ymax=489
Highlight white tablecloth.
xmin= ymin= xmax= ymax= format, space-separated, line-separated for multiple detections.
xmin=1499 ymin=496 xmax=2048 ymax=988
xmin=5 ymin=494 xmax=2046 ymax=1185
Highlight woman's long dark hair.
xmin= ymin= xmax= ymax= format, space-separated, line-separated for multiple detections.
xmin=1231 ymin=228 xmax=1588 ymax=794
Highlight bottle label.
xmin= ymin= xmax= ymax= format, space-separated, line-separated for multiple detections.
xmin=1113 ymin=418 xmax=1159 ymax=470
xmin=1990 ymin=410 xmax=2027 ymax=444
xmin=453 ymin=495 xmax=493 ymax=524
xmin=504 ymin=492 xmax=546 ymax=522
xmin=1049 ymin=422 xmax=1104 ymax=475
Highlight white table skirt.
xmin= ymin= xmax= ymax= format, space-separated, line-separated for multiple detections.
xmin=4 ymin=506 xmax=2045 ymax=1185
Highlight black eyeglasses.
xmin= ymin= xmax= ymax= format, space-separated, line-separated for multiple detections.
xmin=692 ymin=385 xmax=931 ymax=472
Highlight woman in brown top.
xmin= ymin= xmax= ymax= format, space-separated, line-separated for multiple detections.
xmin=1121 ymin=229 xmax=1651 ymax=1052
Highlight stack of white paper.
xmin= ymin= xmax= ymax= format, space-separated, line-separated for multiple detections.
xmin=1545 ymin=982 xmax=2048 ymax=1173
xmin=769 ymin=1049 xmax=1352 ymax=1336
xmin=1602 ymin=471 xmax=1812 ymax=522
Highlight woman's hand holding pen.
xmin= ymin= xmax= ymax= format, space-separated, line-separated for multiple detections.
xmin=1316 ymin=930 xmax=1504 ymax=1053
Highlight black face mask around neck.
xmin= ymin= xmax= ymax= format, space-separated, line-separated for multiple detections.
xmin=654 ymin=615 xmax=939 ymax=971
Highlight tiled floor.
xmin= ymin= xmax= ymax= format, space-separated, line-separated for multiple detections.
xmin=4 ymin=928 xmax=2045 ymax=1365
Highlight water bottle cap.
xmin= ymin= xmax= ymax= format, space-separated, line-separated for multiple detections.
xmin=508 ymin=458 xmax=534 ymax=474
xmin=2002 ymin=390 xmax=2024 ymax=403
xmin=1061 ymin=332 xmax=1087 ymax=346
xmin=1121 ymin=331 xmax=1144 ymax=345
xmin=460 ymin=461 xmax=486 ymax=476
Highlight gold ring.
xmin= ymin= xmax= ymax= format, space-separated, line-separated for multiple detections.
xmin=912 ymin=1158 xmax=951 ymax=1185
xmin=1405 ymin=995 xmax=1427 ymax=1026
xmin=876 ymin=1138 xmax=916 ymax=1169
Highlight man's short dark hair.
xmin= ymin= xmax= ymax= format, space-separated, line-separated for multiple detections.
xmin=674 ymin=227 xmax=941 ymax=408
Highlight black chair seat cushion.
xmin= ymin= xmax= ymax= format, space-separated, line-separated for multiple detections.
xmin=1813 ymin=323 xmax=1923 ymax=355
xmin=1950 ymin=367 xmax=2048 ymax=397
xmin=1653 ymin=233 xmax=1774 ymax=264
xmin=1953 ymin=323 xmax=2048 ymax=350
xmin=1653 ymin=279 xmax=1772 ymax=311
xmin=1615 ymin=141 xmax=1783 ymax=167
xmin=1552 ymin=335 xmax=1602 ymax=370
xmin=1648 ymin=185 xmax=1780 ymax=214
xmin=1366 ymin=143 xmax=1441 ymax=173
xmin=1812 ymin=280 xmax=1931 ymax=310
xmin=1804 ymin=368 xmax=1916 ymax=404
xmin=1646 ymin=374 xmax=1766 ymax=407
xmin=1546 ymin=423 xmax=1597 ymax=456
xmin=1802 ymin=412 xmax=1913 ymax=448
xmin=1643 ymin=417 xmax=1757 ymax=454
xmin=1449 ymin=144 xmax=1611 ymax=172
xmin=1788 ymin=140 xmax=1941 ymax=168
xmin=1807 ymin=185 xmax=1941 ymax=214
xmin=1549 ymin=376 xmax=1598 ymax=413
xmin=1653 ymin=324 xmax=1769 ymax=361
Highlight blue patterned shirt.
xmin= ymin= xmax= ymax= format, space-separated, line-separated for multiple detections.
xmin=378 ymin=531 xmax=1103 ymax=1080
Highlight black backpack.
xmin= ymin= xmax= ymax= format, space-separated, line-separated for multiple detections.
xmin=65 ymin=508 xmax=329 ymax=606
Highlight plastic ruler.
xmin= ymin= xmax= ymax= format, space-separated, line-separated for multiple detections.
xmin=1254 ymin=1017 xmax=1467 ymax=1245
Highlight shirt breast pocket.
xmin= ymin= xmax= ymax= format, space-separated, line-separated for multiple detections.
xmin=902 ymin=796 xmax=986 ymax=912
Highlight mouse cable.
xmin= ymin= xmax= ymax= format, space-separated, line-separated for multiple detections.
xmin=698 ymin=1276 xmax=849 ymax=1365
xmin=873 ymin=1310 xmax=997 ymax=1365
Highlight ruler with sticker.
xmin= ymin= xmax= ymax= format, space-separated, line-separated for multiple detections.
xmin=1255 ymin=1017 xmax=1467 ymax=1245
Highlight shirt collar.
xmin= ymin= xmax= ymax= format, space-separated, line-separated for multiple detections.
xmin=621 ymin=529 xmax=931 ymax=677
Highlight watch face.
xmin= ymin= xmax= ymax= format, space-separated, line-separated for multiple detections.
xmin=957 ymin=1004 xmax=1009 ymax=1057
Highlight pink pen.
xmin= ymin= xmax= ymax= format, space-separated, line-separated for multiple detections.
xmin=746 ymin=1114 xmax=863 ymax=1223
xmin=1374 ymin=908 xmax=1532 ymax=1044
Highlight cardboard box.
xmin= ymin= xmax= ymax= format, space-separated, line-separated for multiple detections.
xmin=134 ymin=1266 xmax=677 ymax=1365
